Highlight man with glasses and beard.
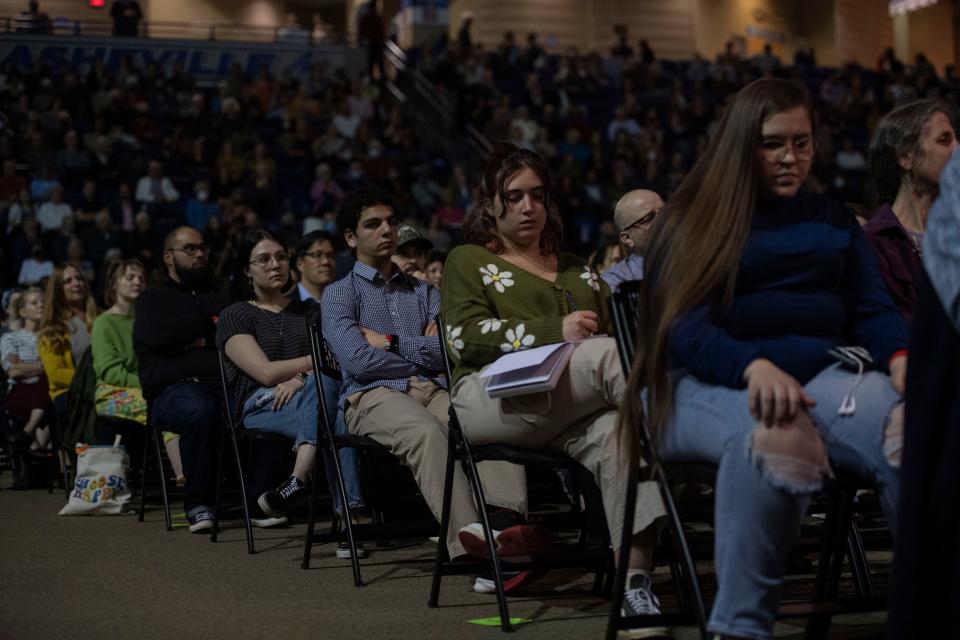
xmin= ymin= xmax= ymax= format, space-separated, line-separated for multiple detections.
xmin=133 ymin=226 xmax=229 ymax=532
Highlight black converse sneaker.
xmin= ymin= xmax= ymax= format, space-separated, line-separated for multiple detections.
xmin=620 ymin=572 xmax=671 ymax=638
xmin=257 ymin=476 xmax=307 ymax=518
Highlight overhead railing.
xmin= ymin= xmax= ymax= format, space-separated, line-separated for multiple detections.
xmin=2 ymin=17 xmax=346 ymax=45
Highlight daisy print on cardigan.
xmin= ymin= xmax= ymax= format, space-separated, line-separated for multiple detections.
xmin=480 ymin=264 xmax=515 ymax=293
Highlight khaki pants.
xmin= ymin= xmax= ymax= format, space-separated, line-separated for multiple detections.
xmin=451 ymin=337 xmax=666 ymax=548
xmin=345 ymin=378 xmax=527 ymax=558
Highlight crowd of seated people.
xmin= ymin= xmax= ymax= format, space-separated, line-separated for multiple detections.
xmin=2 ymin=26 xmax=959 ymax=639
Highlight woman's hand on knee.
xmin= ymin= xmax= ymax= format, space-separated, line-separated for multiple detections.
xmin=743 ymin=358 xmax=816 ymax=426
xmin=272 ymin=376 xmax=306 ymax=411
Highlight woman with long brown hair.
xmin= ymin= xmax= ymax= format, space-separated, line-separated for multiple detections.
xmin=38 ymin=263 xmax=98 ymax=419
xmin=442 ymin=144 xmax=666 ymax=613
xmin=622 ymin=78 xmax=908 ymax=639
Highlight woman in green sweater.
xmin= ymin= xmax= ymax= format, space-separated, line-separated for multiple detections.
xmin=91 ymin=259 xmax=183 ymax=483
xmin=442 ymin=144 xmax=666 ymax=619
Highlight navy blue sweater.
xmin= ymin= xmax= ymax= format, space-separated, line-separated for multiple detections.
xmin=671 ymin=191 xmax=909 ymax=388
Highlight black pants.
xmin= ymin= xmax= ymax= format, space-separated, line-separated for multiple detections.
xmin=150 ymin=382 xmax=217 ymax=513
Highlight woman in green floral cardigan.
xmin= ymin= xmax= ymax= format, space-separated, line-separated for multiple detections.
xmin=441 ymin=145 xmax=667 ymax=618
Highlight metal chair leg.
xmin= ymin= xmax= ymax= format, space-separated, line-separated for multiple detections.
xmin=211 ymin=419 xmax=226 ymax=542
xmin=606 ymin=464 xmax=638 ymax=640
xmin=228 ymin=426 xmax=256 ymax=554
xmin=302 ymin=445 xmax=321 ymax=569
xmin=137 ymin=421 xmax=152 ymax=522
xmin=153 ymin=426 xmax=172 ymax=531
xmin=429 ymin=424 xmax=458 ymax=608
xmin=460 ymin=435 xmax=511 ymax=632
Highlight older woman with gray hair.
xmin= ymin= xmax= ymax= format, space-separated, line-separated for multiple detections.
xmin=865 ymin=98 xmax=958 ymax=326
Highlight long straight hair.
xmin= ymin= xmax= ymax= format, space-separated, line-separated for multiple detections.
xmin=619 ymin=78 xmax=814 ymax=456
xmin=39 ymin=263 xmax=98 ymax=353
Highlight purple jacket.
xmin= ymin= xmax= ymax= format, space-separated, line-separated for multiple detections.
xmin=863 ymin=204 xmax=923 ymax=327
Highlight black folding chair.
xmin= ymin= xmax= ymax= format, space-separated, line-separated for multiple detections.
xmin=212 ymin=349 xmax=295 ymax=554
xmin=428 ymin=313 xmax=610 ymax=632
xmin=606 ymin=281 xmax=708 ymax=639
xmin=135 ymin=408 xmax=175 ymax=530
xmin=301 ymin=320 xmax=397 ymax=585
xmin=607 ymin=280 xmax=888 ymax=640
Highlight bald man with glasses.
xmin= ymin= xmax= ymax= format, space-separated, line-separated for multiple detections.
xmin=133 ymin=226 xmax=230 ymax=532
xmin=601 ymin=189 xmax=664 ymax=290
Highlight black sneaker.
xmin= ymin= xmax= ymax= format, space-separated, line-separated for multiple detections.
xmin=621 ymin=572 xmax=661 ymax=617
xmin=187 ymin=510 xmax=215 ymax=533
xmin=257 ymin=476 xmax=307 ymax=518
xmin=620 ymin=572 xmax=672 ymax=639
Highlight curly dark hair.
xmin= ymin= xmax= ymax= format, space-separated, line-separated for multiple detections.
xmin=461 ymin=143 xmax=563 ymax=255
xmin=336 ymin=186 xmax=396 ymax=236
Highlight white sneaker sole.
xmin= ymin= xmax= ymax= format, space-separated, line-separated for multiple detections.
xmin=257 ymin=494 xmax=286 ymax=519
xmin=336 ymin=546 xmax=369 ymax=559
xmin=188 ymin=519 xmax=214 ymax=533
xmin=251 ymin=516 xmax=289 ymax=528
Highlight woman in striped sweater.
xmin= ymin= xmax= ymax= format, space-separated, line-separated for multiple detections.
xmin=1 ymin=288 xmax=52 ymax=453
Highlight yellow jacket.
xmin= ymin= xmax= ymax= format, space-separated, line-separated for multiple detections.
xmin=38 ymin=335 xmax=75 ymax=400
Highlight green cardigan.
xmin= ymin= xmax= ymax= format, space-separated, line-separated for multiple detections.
xmin=90 ymin=313 xmax=141 ymax=389
xmin=440 ymin=244 xmax=611 ymax=386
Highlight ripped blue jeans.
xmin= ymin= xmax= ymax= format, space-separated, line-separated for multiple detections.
xmin=241 ymin=372 xmax=365 ymax=515
xmin=659 ymin=364 xmax=901 ymax=640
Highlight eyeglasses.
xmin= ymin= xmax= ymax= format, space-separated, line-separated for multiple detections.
xmin=170 ymin=243 xmax=210 ymax=256
xmin=249 ymin=251 xmax=290 ymax=267
xmin=302 ymin=250 xmax=336 ymax=261
xmin=759 ymin=135 xmax=816 ymax=161
xmin=621 ymin=210 xmax=658 ymax=233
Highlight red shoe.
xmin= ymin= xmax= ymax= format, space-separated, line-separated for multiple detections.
xmin=458 ymin=522 xmax=553 ymax=559
xmin=474 ymin=569 xmax=547 ymax=594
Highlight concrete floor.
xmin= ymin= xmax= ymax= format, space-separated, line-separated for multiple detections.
xmin=0 ymin=487 xmax=888 ymax=640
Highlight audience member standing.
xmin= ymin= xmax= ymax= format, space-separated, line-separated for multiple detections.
xmin=357 ymin=3 xmax=386 ymax=81
xmin=110 ymin=0 xmax=142 ymax=37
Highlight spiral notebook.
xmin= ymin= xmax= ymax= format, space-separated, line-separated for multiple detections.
xmin=480 ymin=342 xmax=577 ymax=398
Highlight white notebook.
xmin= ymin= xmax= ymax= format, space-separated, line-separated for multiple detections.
xmin=480 ymin=342 xmax=577 ymax=398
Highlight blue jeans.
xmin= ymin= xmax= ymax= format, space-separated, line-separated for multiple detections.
xmin=659 ymin=364 xmax=901 ymax=639
xmin=241 ymin=372 xmax=364 ymax=514
xmin=151 ymin=383 xmax=218 ymax=516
